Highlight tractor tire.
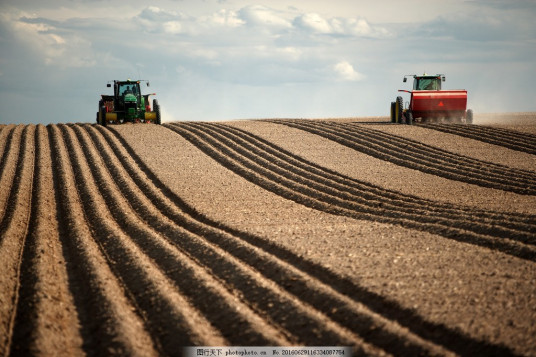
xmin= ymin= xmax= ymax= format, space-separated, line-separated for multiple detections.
xmin=153 ymin=99 xmax=161 ymax=125
xmin=97 ymin=100 xmax=103 ymax=125
xmin=406 ymin=110 xmax=413 ymax=125
xmin=395 ymin=96 xmax=403 ymax=124
xmin=99 ymin=106 xmax=107 ymax=127
xmin=466 ymin=109 xmax=473 ymax=124
xmin=390 ymin=102 xmax=396 ymax=123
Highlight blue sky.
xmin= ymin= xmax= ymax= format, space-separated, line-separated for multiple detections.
xmin=1 ymin=0 xmax=535 ymax=124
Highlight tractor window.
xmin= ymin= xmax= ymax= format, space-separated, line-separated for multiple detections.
xmin=118 ymin=84 xmax=138 ymax=97
xmin=414 ymin=78 xmax=440 ymax=90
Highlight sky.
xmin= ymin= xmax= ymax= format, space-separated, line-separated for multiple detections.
xmin=0 ymin=0 xmax=535 ymax=124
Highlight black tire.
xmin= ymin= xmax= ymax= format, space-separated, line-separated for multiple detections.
xmin=406 ymin=110 xmax=413 ymax=125
xmin=153 ymin=99 xmax=161 ymax=125
xmin=100 ymin=106 xmax=107 ymax=127
xmin=395 ymin=96 xmax=403 ymax=124
xmin=466 ymin=109 xmax=473 ymax=124
xmin=390 ymin=102 xmax=396 ymax=123
xmin=97 ymin=100 xmax=103 ymax=125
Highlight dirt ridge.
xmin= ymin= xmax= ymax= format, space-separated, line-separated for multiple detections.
xmin=85 ymin=122 xmax=410 ymax=354
xmin=418 ymin=123 xmax=536 ymax=154
xmin=9 ymin=125 xmax=83 ymax=355
xmin=0 ymin=125 xmax=35 ymax=356
xmin=72 ymin=124 xmax=292 ymax=348
xmin=268 ymin=120 xmax=536 ymax=195
xmin=48 ymin=124 xmax=158 ymax=356
xmin=91 ymin=122 xmax=439 ymax=354
xmin=165 ymin=122 xmax=536 ymax=262
xmin=1 ymin=120 xmax=532 ymax=356
xmin=109 ymin=124 xmax=526 ymax=356
xmin=203 ymin=122 xmax=535 ymax=226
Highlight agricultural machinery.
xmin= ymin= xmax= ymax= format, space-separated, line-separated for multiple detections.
xmin=97 ymin=79 xmax=161 ymax=126
xmin=390 ymin=73 xmax=472 ymax=124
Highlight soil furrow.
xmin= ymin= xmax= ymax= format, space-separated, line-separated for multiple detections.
xmin=325 ymin=120 xmax=536 ymax=187
xmin=99 ymin=124 xmax=452 ymax=355
xmin=343 ymin=122 xmax=536 ymax=182
xmin=0 ymin=124 xmax=15 ymax=174
xmin=271 ymin=120 xmax=536 ymax=195
xmin=9 ymin=125 xmax=84 ymax=355
xmin=1 ymin=118 xmax=532 ymax=356
xmin=0 ymin=125 xmax=35 ymax=356
xmin=65 ymin=124 xmax=287 ymax=348
xmin=120 ymin=123 xmax=519 ymax=356
xmin=420 ymin=123 xmax=536 ymax=154
xmin=167 ymin=122 xmax=536 ymax=262
xmin=112 ymin=123 xmax=522 ymax=356
xmin=84 ymin=125 xmax=396 ymax=354
xmin=102 ymin=124 xmax=453 ymax=356
xmin=195 ymin=122 xmax=536 ymax=232
xmin=0 ymin=126 xmax=22 ymax=227
xmin=47 ymin=124 xmax=158 ymax=357
xmin=223 ymin=122 xmax=536 ymax=222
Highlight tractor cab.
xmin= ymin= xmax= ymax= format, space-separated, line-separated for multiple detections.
xmin=404 ymin=74 xmax=445 ymax=91
xmin=116 ymin=81 xmax=141 ymax=99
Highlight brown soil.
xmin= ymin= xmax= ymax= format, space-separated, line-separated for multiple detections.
xmin=1 ymin=114 xmax=535 ymax=356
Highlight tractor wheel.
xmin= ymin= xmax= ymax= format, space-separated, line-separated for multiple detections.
xmin=99 ymin=106 xmax=107 ymax=127
xmin=390 ymin=102 xmax=396 ymax=123
xmin=395 ymin=96 xmax=403 ymax=124
xmin=406 ymin=110 xmax=413 ymax=125
xmin=153 ymin=99 xmax=161 ymax=125
xmin=97 ymin=100 xmax=103 ymax=125
xmin=466 ymin=109 xmax=473 ymax=124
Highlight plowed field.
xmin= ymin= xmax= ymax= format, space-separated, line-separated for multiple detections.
xmin=1 ymin=114 xmax=535 ymax=356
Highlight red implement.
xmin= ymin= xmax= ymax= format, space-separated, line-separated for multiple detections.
xmin=391 ymin=74 xmax=472 ymax=124
xmin=410 ymin=90 xmax=467 ymax=120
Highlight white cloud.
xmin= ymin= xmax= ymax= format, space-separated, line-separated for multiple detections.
xmin=162 ymin=21 xmax=182 ymax=34
xmin=1 ymin=11 xmax=97 ymax=68
xmin=295 ymin=13 xmax=331 ymax=33
xmin=203 ymin=9 xmax=245 ymax=28
xmin=238 ymin=5 xmax=292 ymax=29
xmin=293 ymin=12 xmax=390 ymax=38
xmin=333 ymin=61 xmax=363 ymax=81
xmin=135 ymin=6 xmax=188 ymax=34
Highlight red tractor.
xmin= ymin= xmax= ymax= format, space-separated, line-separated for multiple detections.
xmin=391 ymin=73 xmax=472 ymax=124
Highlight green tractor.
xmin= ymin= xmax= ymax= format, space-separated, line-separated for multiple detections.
xmin=97 ymin=79 xmax=161 ymax=126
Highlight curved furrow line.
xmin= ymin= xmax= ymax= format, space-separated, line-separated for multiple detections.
xmin=0 ymin=124 xmax=15 ymax=173
xmin=106 ymin=124 xmax=518 ymax=357
xmin=92 ymin=126 xmax=449 ymax=356
xmin=9 ymin=125 xmax=84 ymax=355
xmin=47 ymin=124 xmax=158 ymax=357
xmin=270 ymin=119 xmax=536 ymax=195
xmin=420 ymin=123 xmax=536 ymax=154
xmin=166 ymin=122 xmax=536 ymax=262
xmin=174 ymin=122 xmax=536 ymax=246
xmin=343 ymin=122 xmax=536 ymax=181
xmin=282 ymin=119 xmax=506 ymax=184
xmin=340 ymin=121 xmax=536 ymax=183
xmin=83 ymin=124 xmax=399 ymax=355
xmin=0 ymin=125 xmax=35 ymax=356
xmin=195 ymin=122 xmax=536 ymax=232
xmin=65 ymin=124 xmax=292 ymax=349
xmin=65 ymin=124 xmax=263 ymax=347
xmin=0 ymin=126 xmax=22 ymax=227
xmin=328 ymin=121 xmax=536 ymax=188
